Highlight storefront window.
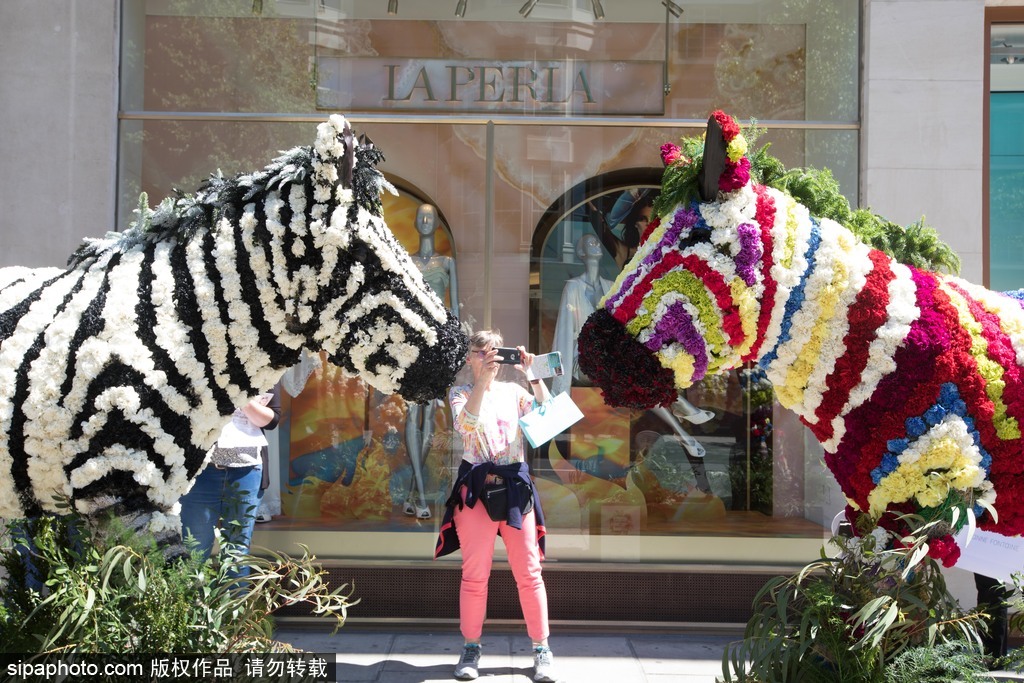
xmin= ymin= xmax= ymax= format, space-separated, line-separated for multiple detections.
xmin=119 ymin=0 xmax=859 ymax=564
xmin=989 ymin=22 xmax=1024 ymax=291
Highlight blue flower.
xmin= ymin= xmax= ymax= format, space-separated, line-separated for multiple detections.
xmin=924 ymin=404 xmax=947 ymax=426
xmin=886 ymin=438 xmax=910 ymax=454
xmin=905 ymin=416 xmax=928 ymax=438
xmin=939 ymin=382 xmax=960 ymax=406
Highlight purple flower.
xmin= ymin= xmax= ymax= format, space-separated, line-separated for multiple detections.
xmin=735 ymin=223 xmax=761 ymax=286
xmin=605 ymin=206 xmax=700 ymax=311
xmin=646 ymin=302 xmax=709 ymax=380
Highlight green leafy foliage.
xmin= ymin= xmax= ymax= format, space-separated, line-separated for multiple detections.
xmin=651 ymin=133 xmax=711 ymax=219
xmin=993 ymin=572 xmax=1024 ymax=673
xmin=720 ymin=517 xmax=987 ymax=683
xmin=883 ymin=642 xmax=992 ymax=683
xmin=658 ymin=123 xmax=962 ymax=276
xmin=0 ymin=510 xmax=356 ymax=654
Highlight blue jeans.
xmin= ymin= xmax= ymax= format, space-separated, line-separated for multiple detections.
xmin=179 ymin=463 xmax=264 ymax=564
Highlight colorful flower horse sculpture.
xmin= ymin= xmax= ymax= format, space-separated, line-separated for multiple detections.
xmin=580 ymin=110 xmax=1020 ymax=566
xmin=0 ymin=115 xmax=468 ymax=552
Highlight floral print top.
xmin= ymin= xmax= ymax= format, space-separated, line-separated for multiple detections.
xmin=449 ymin=381 xmax=536 ymax=465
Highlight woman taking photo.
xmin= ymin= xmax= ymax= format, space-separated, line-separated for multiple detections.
xmin=434 ymin=330 xmax=558 ymax=683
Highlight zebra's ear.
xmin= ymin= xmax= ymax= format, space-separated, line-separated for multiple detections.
xmin=697 ymin=114 xmax=727 ymax=202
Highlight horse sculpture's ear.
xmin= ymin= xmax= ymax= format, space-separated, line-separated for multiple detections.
xmin=697 ymin=114 xmax=728 ymax=202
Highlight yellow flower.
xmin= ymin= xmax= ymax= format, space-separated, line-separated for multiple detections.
xmin=726 ymin=135 xmax=748 ymax=163
xmin=664 ymin=352 xmax=696 ymax=387
xmin=867 ymin=434 xmax=983 ymax=516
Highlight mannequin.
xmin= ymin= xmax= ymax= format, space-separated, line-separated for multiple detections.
xmin=552 ymin=234 xmax=612 ymax=397
xmin=403 ymin=203 xmax=459 ymax=519
xmin=553 ymin=234 xmax=713 ymax=459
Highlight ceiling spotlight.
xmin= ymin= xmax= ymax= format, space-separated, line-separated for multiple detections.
xmin=520 ymin=0 xmax=538 ymax=17
xmin=1004 ymin=56 xmax=1019 ymax=64
xmin=387 ymin=0 xmax=398 ymax=15
xmin=591 ymin=0 xmax=605 ymax=19
xmin=455 ymin=0 xmax=467 ymax=17
xmin=661 ymin=0 xmax=683 ymax=18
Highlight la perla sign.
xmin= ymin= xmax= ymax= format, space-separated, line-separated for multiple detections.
xmin=316 ymin=57 xmax=664 ymax=115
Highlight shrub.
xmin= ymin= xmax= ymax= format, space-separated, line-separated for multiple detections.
xmin=0 ymin=507 xmax=355 ymax=654
xmin=721 ymin=517 xmax=987 ymax=682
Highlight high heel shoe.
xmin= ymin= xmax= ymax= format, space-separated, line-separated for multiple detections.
xmin=671 ymin=398 xmax=715 ymax=425
xmin=676 ymin=433 xmax=707 ymax=458
xmin=403 ymin=499 xmax=432 ymax=519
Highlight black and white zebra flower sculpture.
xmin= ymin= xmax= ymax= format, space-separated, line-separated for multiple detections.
xmin=0 ymin=115 xmax=468 ymax=548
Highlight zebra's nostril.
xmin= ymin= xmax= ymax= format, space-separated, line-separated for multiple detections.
xmin=577 ymin=308 xmax=677 ymax=410
xmin=398 ymin=318 xmax=468 ymax=404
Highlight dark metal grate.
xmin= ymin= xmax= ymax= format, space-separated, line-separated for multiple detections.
xmin=283 ymin=564 xmax=779 ymax=625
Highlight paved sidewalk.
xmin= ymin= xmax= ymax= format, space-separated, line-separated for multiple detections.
xmin=274 ymin=627 xmax=738 ymax=683
xmin=275 ymin=626 xmax=1024 ymax=683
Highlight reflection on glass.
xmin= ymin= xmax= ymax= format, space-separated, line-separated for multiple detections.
xmin=990 ymin=92 xmax=1024 ymax=291
xmin=121 ymin=0 xmax=861 ymax=557
xmin=404 ymin=203 xmax=460 ymax=520
xmin=279 ymin=192 xmax=457 ymax=529
xmin=533 ymin=178 xmax=824 ymax=540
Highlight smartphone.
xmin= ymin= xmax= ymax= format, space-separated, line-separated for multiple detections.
xmin=494 ymin=347 xmax=522 ymax=365
xmin=526 ymin=351 xmax=564 ymax=380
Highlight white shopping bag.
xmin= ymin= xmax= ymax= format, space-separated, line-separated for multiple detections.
xmin=953 ymin=527 xmax=1024 ymax=583
xmin=519 ymin=392 xmax=584 ymax=448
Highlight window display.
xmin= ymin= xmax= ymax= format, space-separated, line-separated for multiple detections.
xmin=281 ymin=190 xmax=460 ymax=526
xmin=120 ymin=0 xmax=860 ymax=563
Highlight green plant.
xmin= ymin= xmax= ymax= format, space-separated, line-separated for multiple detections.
xmin=994 ymin=571 xmax=1024 ymax=672
xmin=721 ymin=517 xmax=987 ymax=683
xmin=0 ymin=507 xmax=356 ymax=654
xmin=661 ymin=120 xmax=963 ymax=277
xmin=883 ymin=641 xmax=992 ymax=683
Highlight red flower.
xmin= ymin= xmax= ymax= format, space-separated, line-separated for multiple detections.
xmin=712 ymin=110 xmax=741 ymax=141
xmin=640 ymin=216 xmax=661 ymax=244
xmin=926 ymin=535 xmax=961 ymax=568
xmin=578 ymin=309 xmax=678 ymax=409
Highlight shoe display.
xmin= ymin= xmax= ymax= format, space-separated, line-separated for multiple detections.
xmin=533 ymin=646 xmax=557 ymax=683
xmin=671 ymin=397 xmax=715 ymax=425
xmin=454 ymin=643 xmax=481 ymax=680
xmin=403 ymin=499 xmax=432 ymax=519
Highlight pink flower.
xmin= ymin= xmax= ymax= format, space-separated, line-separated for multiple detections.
xmin=660 ymin=142 xmax=683 ymax=166
xmin=718 ymin=157 xmax=751 ymax=192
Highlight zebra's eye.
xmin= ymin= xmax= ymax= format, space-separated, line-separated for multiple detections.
xmin=352 ymin=243 xmax=369 ymax=264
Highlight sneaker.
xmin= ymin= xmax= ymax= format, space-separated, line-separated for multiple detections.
xmin=454 ymin=643 xmax=481 ymax=680
xmin=533 ymin=646 xmax=557 ymax=682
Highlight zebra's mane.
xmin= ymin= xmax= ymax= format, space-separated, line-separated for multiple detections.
xmin=68 ymin=140 xmax=390 ymax=269
xmin=652 ymin=123 xmax=962 ymax=276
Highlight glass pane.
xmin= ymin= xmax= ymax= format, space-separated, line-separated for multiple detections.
xmin=990 ymin=93 xmax=1024 ymax=291
xmin=524 ymin=125 xmax=855 ymax=557
xmin=118 ymin=0 xmax=859 ymax=563
xmin=122 ymin=0 xmax=858 ymax=122
xmin=121 ymin=0 xmax=318 ymax=114
xmin=116 ymin=119 xmax=315 ymax=226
